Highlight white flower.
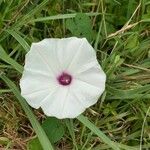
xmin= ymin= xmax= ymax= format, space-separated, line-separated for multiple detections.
xmin=20 ymin=37 xmax=106 ymax=119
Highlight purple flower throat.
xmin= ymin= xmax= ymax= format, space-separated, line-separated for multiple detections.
xmin=57 ymin=72 xmax=72 ymax=86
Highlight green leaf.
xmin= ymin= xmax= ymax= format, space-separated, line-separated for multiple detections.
xmin=107 ymin=84 xmax=150 ymax=99
xmin=125 ymin=34 xmax=139 ymax=51
xmin=42 ymin=117 xmax=65 ymax=143
xmin=0 ymin=45 xmax=23 ymax=73
xmin=65 ymin=119 xmax=78 ymax=149
xmin=6 ymin=29 xmax=30 ymax=53
xmin=27 ymin=138 xmax=43 ymax=150
xmin=0 ymin=137 xmax=9 ymax=145
xmin=31 ymin=12 xmax=100 ymax=22
xmin=66 ymin=13 xmax=94 ymax=42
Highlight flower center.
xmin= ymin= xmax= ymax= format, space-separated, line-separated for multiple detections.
xmin=57 ymin=72 xmax=72 ymax=86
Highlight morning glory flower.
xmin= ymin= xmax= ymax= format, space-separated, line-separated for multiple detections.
xmin=20 ymin=37 xmax=106 ymax=119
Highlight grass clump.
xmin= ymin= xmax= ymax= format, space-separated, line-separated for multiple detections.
xmin=0 ymin=0 xmax=150 ymax=149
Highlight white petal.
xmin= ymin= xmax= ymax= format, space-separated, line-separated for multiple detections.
xmin=22 ymin=89 xmax=55 ymax=109
xmin=71 ymin=79 xmax=103 ymax=108
xmin=26 ymin=39 xmax=62 ymax=76
xmin=67 ymin=38 xmax=97 ymax=74
xmin=72 ymin=64 xmax=106 ymax=108
xmin=56 ymin=37 xmax=84 ymax=70
xmin=20 ymin=70 xmax=58 ymax=108
xmin=41 ymin=86 xmax=85 ymax=119
xmin=75 ymin=63 xmax=106 ymax=89
xmin=61 ymin=90 xmax=85 ymax=118
xmin=41 ymin=87 xmax=69 ymax=118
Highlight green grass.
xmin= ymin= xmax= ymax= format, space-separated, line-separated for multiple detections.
xmin=0 ymin=0 xmax=150 ymax=149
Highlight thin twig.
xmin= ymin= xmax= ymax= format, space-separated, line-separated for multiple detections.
xmin=108 ymin=2 xmax=142 ymax=38
xmin=123 ymin=63 xmax=150 ymax=72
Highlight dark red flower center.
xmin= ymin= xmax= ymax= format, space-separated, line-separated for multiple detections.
xmin=57 ymin=72 xmax=72 ymax=86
